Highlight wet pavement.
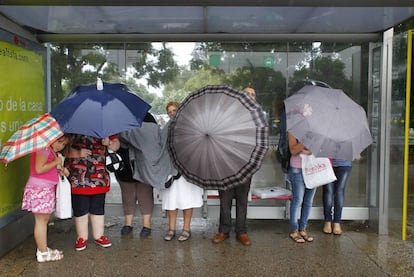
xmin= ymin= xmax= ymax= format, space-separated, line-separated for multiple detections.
xmin=1 ymin=214 xmax=414 ymax=277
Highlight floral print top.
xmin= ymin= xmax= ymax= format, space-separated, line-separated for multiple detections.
xmin=65 ymin=134 xmax=110 ymax=195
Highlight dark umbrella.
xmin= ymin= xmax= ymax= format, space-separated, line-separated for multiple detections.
xmin=51 ymin=81 xmax=151 ymax=138
xmin=168 ymin=85 xmax=269 ymax=190
xmin=284 ymin=85 xmax=372 ymax=160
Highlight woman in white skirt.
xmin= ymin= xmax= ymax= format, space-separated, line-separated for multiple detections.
xmin=162 ymin=175 xmax=203 ymax=241
xmin=162 ymin=102 xmax=204 ymax=242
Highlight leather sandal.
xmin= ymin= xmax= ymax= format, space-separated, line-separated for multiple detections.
xmin=289 ymin=231 xmax=305 ymax=243
xmin=177 ymin=229 xmax=191 ymax=242
xmin=299 ymin=230 xmax=314 ymax=242
xmin=164 ymin=229 xmax=176 ymax=241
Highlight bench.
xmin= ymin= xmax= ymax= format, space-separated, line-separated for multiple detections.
xmin=202 ymin=186 xmax=292 ymax=219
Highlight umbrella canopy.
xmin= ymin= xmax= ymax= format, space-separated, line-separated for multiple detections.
xmin=0 ymin=113 xmax=64 ymax=164
xmin=284 ymin=85 xmax=372 ymax=161
xmin=168 ymin=85 xmax=269 ymax=190
xmin=51 ymin=82 xmax=151 ymax=138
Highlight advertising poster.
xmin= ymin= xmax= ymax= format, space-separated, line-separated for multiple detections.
xmin=0 ymin=40 xmax=44 ymax=217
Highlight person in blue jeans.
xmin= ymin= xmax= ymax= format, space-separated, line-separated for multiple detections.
xmin=322 ymin=159 xmax=352 ymax=235
xmin=287 ymin=132 xmax=316 ymax=243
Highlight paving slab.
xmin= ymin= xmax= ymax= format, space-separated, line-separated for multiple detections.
xmin=1 ymin=217 xmax=414 ymax=277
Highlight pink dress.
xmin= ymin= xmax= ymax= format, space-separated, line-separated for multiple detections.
xmin=21 ymin=147 xmax=58 ymax=214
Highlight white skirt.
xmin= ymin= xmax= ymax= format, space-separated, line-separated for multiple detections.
xmin=162 ymin=176 xmax=204 ymax=210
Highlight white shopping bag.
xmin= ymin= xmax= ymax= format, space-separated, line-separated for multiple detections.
xmin=300 ymin=154 xmax=337 ymax=189
xmin=55 ymin=176 xmax=72 ymax=219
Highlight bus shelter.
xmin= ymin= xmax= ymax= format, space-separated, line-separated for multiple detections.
xmin=0 ymin=1 xmax=413 ymax=257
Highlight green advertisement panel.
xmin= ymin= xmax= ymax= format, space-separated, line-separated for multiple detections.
xmin=0 ymin=41 xmax=44 ymax=217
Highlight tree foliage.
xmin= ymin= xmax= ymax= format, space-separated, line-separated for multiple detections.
xmin=289 ymin=56 xmax=352 ymax=94
xmin=50 ymin=41 xmax=354 ymax=127
xmin=132 ymin=43 xmax=180 ymax=88
xmin=50 ymin=43 xmax=178 ymax=110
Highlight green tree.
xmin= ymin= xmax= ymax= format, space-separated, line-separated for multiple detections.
xmin=132 ymin=43 xmax=180 ymax=88
xmin=50 ymin=43 xmax=184 ymax=110
xmin=227 ymin=66 xmax=286 ymax=114
xmin=151 ymin=67 xmax=228 ymax=113
xmin=121 ymin=78 xmax=156 ymax=105
xmin=50 ymin=44 xmax=123 ymax=107
xmin=183 ymin=67 xmax=228 ymax=92
xmin=289 ymin=56 xmax=352 ymax=94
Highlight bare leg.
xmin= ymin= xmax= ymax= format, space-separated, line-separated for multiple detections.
xmin=142 ymin=214 xmax=152 ymax=229
xmin=90 ymin=214 xmax=104 ymax=240
xmin=168 ymin=210 xmax=178 ymax=230
xmin=124 ymin=214 xmax=133 ymax=226
xmin=34 ymin=213 xmax=50 ymax=252
xmin=183 ymin=208 xmax=193 ymax=230
xmin=178 ymin=209 xmax=193 ymax=241
xmin=74 ymin=214 xmax=89 ymax=240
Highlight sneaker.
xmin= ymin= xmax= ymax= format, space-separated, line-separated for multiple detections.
xmin=121 ymin=225 xmax=133 ymax=235
xmin=75 ymin=238 xmax=87 ymax=251
xmin=94 ymin=235 xmax=112 ymax=248
xmin=140 ymin=227 xmax=152 ymax=237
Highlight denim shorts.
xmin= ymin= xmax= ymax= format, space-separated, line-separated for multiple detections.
xmin=71 ymin=193 xmax=106 ymax=217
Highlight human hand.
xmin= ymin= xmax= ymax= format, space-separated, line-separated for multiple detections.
xmin=80 ymin=148 xmax=92 ymax=157
xmin=302 ymin=149 xmax=312 ymax=155
xmin=101 ymin=137 xmax=110 ymax=146
xmin=59 ymin=167 xmax=70 ymax=177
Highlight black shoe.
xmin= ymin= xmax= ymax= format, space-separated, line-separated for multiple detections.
xmin=121 ymin=225 xmax=133 ymax=235
xmin=140 ymin=227 xmax=152 ymax=237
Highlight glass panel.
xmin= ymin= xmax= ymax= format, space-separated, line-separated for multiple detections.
xmin=285 ymin=42 xmax=370 ymax=208
xmin=49 ymin=41 xmax=371 ymax=213
xmin=388 ymin=32 xmax=409 ymax=237
xmin=368 ymin=44 xmax=382 ymax=229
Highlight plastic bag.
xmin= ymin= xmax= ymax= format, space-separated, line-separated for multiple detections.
xmin=55 ymin=176 xmax=72 ymax=219
xmin=300 ymin=154 xmax=337 ymax=189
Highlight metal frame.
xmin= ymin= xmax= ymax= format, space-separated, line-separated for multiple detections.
xmin=36 ymin=33 xmax=381 ymax=44
xmin=378 ymin=28 xmax=394 ymax=235
xmin=1 ymin=0 xmax=413 ymax=6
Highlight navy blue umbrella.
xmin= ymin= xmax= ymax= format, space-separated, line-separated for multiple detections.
xmin=51 ymin=82 xmax=151 ymax=138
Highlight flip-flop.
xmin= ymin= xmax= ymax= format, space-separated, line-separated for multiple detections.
xmin=178 ymin=229 xmax=191 ymax=242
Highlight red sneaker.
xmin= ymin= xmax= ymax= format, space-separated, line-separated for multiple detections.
xmin=94 ymin=235 xmax=112 ymax=248
xmin=75 ymin=238 xmax=87 ymax=251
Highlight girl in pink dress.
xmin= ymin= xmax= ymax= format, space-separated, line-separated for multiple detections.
xmin=22 ymin=135 xmax=69 ymax=262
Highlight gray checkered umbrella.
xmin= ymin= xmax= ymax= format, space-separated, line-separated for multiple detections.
xmin=168 ymin=85 xmax=269 ymax=190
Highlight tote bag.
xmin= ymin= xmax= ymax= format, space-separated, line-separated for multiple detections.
xmin=55 ymin=176 xmax=72 ymax=219
xmin=300 ymin=154 xmax=337 ymax=189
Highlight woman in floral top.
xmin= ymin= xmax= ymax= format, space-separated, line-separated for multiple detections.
xmin=65 ymin=134 xmax=119 ymax=251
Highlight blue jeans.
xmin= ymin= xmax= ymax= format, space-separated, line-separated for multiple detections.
xmin=322 ymin=166 xmax=352 ymax=223
xmin=288 ymin=167 xmax=316 ymax=231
